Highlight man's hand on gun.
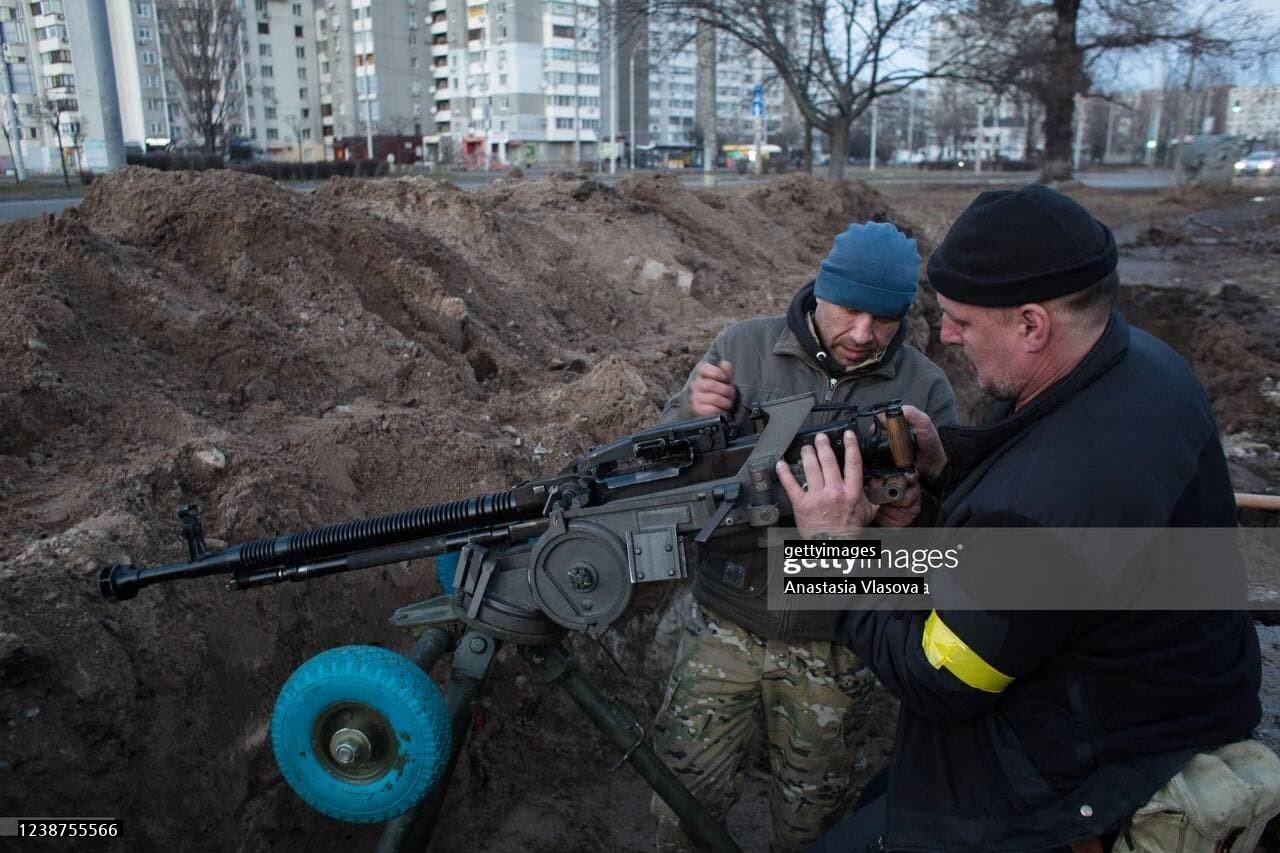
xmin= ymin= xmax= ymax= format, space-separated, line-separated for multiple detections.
xmin=899 ymin=405 xmax=947 ymax=481
xmin=776 ymin=432 xmax=878 ymax=539
xmin=689 ymin=359 xmax=737 ymax=417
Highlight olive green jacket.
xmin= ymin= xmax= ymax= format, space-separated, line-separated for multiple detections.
xmin=662 ymin=296 xmax=956 ymax=642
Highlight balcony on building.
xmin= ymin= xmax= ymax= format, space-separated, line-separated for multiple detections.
xmin=36 ymin=35 xmax=68 ymax=54
xmin=31 ymin=12 xmax=66 ymax=31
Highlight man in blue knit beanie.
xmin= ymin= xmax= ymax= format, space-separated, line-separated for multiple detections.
xmin=651 ymin=221 xmax=956 ymax=852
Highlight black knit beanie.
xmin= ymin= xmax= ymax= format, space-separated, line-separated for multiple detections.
xmin=926 ymin=184 xmax=1117 ymax=307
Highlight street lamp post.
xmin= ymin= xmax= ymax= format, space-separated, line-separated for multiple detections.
xmin=364 ymin=91 xmax=375 ymax=160
xmin=608 ymin=1 xmax=617 ymax=174
xmin=628 ymin=45 xmax=635 ymax=170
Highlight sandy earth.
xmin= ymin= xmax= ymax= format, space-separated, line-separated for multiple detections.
xmin=0 ymin=169 xmax=1277 ymax=852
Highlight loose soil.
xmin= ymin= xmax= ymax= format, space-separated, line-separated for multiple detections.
xmin=0 ymin=169 xmax=1276 ymax=852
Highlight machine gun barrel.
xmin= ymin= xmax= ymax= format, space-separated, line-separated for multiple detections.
xmin=98 ymin=487 xmax=549 ymax=601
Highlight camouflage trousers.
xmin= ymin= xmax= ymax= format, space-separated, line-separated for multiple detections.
xmin=650 ymin=600 xmax=873 ymax=853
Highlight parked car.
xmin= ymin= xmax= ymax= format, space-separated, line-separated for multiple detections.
xmin=1234 ymin=150 xmax=1277 ymax=176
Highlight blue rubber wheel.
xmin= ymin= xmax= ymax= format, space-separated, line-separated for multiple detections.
xmin=271 ymin=645 xmax=451 ymax=823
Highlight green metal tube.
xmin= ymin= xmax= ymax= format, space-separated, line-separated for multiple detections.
xmin=521 ymin=645 xmax=741 ymax=853
xmin=376 ymin=631 xmax=496 ymax=853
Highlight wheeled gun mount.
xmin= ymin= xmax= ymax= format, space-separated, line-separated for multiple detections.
xmin=95 ymin=392 xmax=916 ymax=852
xmin=99 ymin=393 xmax=915 ymax=611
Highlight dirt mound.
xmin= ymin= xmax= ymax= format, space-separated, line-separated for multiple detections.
xmin=8 ymin=167 xmax=1274 ymax=851
xmin=0 ymin=168 xmax=902 ymax=852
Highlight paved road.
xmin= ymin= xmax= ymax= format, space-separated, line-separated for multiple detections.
xmin=0 ymin=195 xmax=83 ymax=224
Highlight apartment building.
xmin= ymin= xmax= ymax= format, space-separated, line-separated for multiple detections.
xmin=418 ymin=0 xmax=602 ymax=168
xmin=1226 ymin=85 xmax=1280 ymax=147
xmin=0 ymin=0 xmax=125 ymax=172
xmin=106 ymin=0 xmax=168 ymax=151
xmin=315 ymin=0 xmax=435 ymax=161
xmin=618 ymin=16 xmax=785 ymax=161
xmin=224 ymin=0 xmax=323 ymax=159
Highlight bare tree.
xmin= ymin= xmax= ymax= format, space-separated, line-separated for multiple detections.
xmin=69 ymin=115 xmax=89 ymax=172
xmin=951 ymin=0 xmax=1277 ymax=181
xmin=376 ymin=114 xmax=416 ymax=136
xmin=159 ymin=0 xmax=246 ymax=156
xmin=34 ymin=96 xmax=71 ymax=188
xmin=0 ymin=101 xmax=17 ymax=185
xmin=284 ymin=113 xmax=307 ymax=162
xmin=641 ymin=0 xmax=984 ymax=179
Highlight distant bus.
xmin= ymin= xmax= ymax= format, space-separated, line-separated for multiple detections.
xmin=721 ymin=143 xmax=782 ymax=165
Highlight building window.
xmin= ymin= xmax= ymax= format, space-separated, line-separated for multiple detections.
xmin=149 ymin=121 xmax=162 ymax=135
xmin=295 ymin=45 xmax=305 ymax=58
xmin=261 ymin=85 xmax=275 ymax=98
xmin=556 ymin=117 xmax=574 ymax=129
xmin=265 ymin=106 xmax=277 ymax=119
xmin=298 ymin=87 xmax=308 ymax=100
xmin=297 ymin=66 xmax=306 ymax=80
xmin=137 ymin=27 xmax=152 ymax=42
xmin=140 ymin=50 xmax=157 ymax=65
xmin=255 ymin=0 xmax=266 ymax=12
xmin=261 ymin=65 xmax=274 ymax=78
xmin=259 ymin=44 xmax=271 ymax=56
xmin=135 ymin=2 xmax=151 ymax=16
xmin=552 ymin=24 xmax=574 ymax=39
xmin=292 ymin=2 xmax=302 ymax=16
xmin=258 ymin=21 xmax=269 ymax=34
xmin=294 ymin=24 xmax=304 ymax=37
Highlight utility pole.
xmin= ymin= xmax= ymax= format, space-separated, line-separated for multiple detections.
xmin=1147 ymin=90 xmax=1163 ymax=168
xmin=975 ymin=102 xmax=984 ymax=174
xmin=365 ymin=90 xmax=374 ymax=159
xmin=1073 ymin=94 xmax=1085 ymax=172
xmin=906 ymin=90 xmax=914 ymax=163
xmin=869 ymin=101 xmax=877 ymax=172
xmin=628 ymin=45 xmax=635 ymax=169
xmin=752 ymin=53 xmax=763 ymax=175
xmin=608 ymin=0 xmax=617 ymax=174
xmin=696 ymin=20 xmax=715 ymax=186
xmin=1104 ymin=99 xmax=1115 ymax=164
xmin=572 ymin=0 xmax=581 ymax=169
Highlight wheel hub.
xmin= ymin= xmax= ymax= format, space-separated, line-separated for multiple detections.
xmin=311 ymin=701 xmax=399 ymax=783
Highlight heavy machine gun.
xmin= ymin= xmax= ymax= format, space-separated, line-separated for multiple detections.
xmin=99 ymin=393 xmax=915 ymax=852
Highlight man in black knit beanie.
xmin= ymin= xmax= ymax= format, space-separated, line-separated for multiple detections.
xmin=784 ymin=185 xmax=1274 ymax=852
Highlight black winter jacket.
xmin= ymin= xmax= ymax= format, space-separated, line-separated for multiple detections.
xmin=834 ymin=313 xmax=1262 ymax=851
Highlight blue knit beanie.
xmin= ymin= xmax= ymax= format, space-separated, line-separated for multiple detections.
xmin=814 ymin=222 xmax=920 ymax=317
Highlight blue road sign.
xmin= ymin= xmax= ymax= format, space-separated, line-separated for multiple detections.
xmin=750 ymin=100 xmax=763 ymax=117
